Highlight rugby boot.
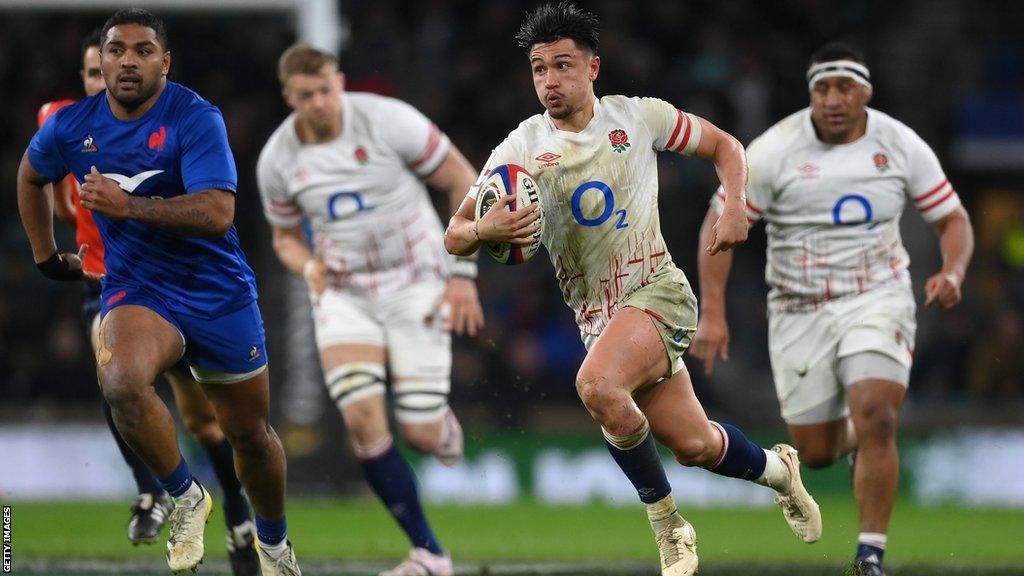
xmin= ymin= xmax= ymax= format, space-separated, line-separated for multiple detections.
xmin=128 ymin=492 xmax=172 ymax=545
xmin=772 ymin=443 xmax=823 ymax=543
xmin=227 ymin=520 xmax=260 ymax=576
xmin=379 ymin=548 xmax=453 ymax=576
xmin=166 ymin=483 xmax=213 ymax=573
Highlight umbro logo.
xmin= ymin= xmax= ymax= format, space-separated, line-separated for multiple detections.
xmin=535 ymin=151 xmax=561 ymax=168
xmin=796 ymin=162 xmax=819 ymax=179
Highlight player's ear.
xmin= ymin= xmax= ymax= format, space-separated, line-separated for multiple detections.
xmin=336 ymin=71 xmax=346 ymax=92
xmin=589 ymin=54 xmax=600 ymax=82
xmin=862 ymin=84 xmax=873 ymax=106
xmin=161 ymin=50 xmax=171 ymax=77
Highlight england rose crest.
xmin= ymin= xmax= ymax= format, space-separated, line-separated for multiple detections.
xmin=873 ymin=152 xmax=889 ymax=172
xmin=609 ymin=129 xmax=631 ymax=153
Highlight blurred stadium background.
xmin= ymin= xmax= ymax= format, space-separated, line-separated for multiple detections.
xmin=1 ymin=0 xmax=1022 ymax=574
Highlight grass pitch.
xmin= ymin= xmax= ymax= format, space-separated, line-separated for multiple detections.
xmin=8 ymin=496 xmax=1024 ymax=575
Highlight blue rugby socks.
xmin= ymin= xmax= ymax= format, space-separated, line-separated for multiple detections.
xmin=603 ymin=419 xmax=672 ymax=504
xmin=160 ymin=456 xmax=203 ymax=503
xmin=357 ymin=435 xmax=444 ymax=555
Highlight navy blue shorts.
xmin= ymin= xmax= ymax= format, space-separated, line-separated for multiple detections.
xmin=100 ymin=283 xmax=268 ymax=383
xmin=81 ymin=282 xmax=103 ymax=339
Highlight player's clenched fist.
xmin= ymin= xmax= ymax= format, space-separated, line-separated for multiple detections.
xmin=80 ymin=165 xmax=131 ymax=219
xmin=707 ymin=199 xmax=748 ymax=255
xmin=924 ymin=270 xmax=963 ymax=309
xmin=476 ymin=194 xmax=541 ymax=246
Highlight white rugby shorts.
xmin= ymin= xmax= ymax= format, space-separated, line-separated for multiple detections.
xmin=768 ymin=286 xmax=916 ymax=424
xmin=311 ymin=279 xmax=452 ymax=403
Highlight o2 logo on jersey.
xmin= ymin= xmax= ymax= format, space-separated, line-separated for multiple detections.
xmin=571 ymin=180 xmax=629 ymax=229
xmin=832 ymin=194 xmax=873 ymax=225
xmin=326 ymin=191 xmax=371 ymax=220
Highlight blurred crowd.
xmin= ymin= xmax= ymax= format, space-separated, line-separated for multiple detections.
xmin=1 ymin=0 xmax=1022 ymax=432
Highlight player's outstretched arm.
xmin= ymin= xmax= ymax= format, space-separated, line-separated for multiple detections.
xmin=691 ymin=207 xmax=735 ymax=375
xmin=924 ymin=206 xmax=974 ymax=309
xmin=692 ymin=118 xmax=748 ymax=255
xmin=80 ymin=166 xmax=234 ymax=237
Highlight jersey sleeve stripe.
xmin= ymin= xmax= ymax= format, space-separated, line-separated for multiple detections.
xmin=919 ymin=189 xmax=957 ymax=213
xmin=673 ymin=114 xmax=693 ymax=153
xmin=746 ymin=200 xmax=765 ymax=215
xmin=665 ymin=109 xmax=685 ymax=150
xmin=410 ymin=124 xmax=442 ymax=170
xmin=269 ymin=200 xmax=301 ymax=215
xmin=913 ymin=178 xmax=949 ymax=202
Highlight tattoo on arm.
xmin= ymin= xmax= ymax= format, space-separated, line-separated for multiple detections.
xmin=126 ymin=190 xmax=231 ymax=237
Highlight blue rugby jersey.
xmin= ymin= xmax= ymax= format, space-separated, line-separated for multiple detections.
xmin=29 ymin=81 xmax=258 ymax=317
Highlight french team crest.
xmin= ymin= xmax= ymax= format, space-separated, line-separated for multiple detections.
xmin=873 ymin=152 xmax=889 ymax=172
xmin=82 ymin=134 xmax=97 ymax=153
xmin=608 ymin=129 xmax=631 ymax=153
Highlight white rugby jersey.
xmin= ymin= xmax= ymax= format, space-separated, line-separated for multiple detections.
xmin=470 ymin=95 xmax=703 ymax=334
xmin=258 ymin=92 xmax=451 ymax=297
xmin=711 ymin=107 xmax=961 ymax=313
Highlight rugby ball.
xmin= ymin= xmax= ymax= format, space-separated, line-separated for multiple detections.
xmin=473 ymin=164 xmax=543 ymax=265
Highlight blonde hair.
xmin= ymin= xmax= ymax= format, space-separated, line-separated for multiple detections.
xmin=277 ymin=43 xmax=338 ymax=85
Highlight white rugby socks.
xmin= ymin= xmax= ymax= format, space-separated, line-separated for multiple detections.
xmin=755 ymin=449 xmax=791 ymax=492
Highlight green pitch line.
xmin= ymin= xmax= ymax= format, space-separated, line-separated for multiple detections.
xmin=8 ymin=497 xmax=1024 ymax=566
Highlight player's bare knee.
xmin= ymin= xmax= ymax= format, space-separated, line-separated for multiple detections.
xmin=575 ymin=372 xmax=615 ymax=413
xmin=184 ymin=417 xmax=223 ymax=445
xmin=222 ymin=421 xmax=271 ymax=455
xmin=853 ymin=402 xmax=899 ymax=443
xmin=98 ymin=363 xmax=150 ymax=408
xmin=671 ymin=436 xmax=716 ymax=467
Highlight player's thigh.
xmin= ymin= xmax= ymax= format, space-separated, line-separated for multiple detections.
xmin=97 ymin=303 xmax=185 ymax=390
xmin=580 ymin=307 xmax=673 ymax=394
xmin=200 ymin=368 xmax=271 ymax=439
xmin=768 ymin=309 xmax=847 ymax=426
xmin=635 ymin=363 xmax=715 ymax=450
xmin=835 ymin=287 xmax=916 ymax=372
xmin=384 ymin=280 xmax=452 ymax=426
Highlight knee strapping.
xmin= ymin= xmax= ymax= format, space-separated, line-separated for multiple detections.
xmin=325 ymin=363 xmax=387 ymax=409
xmin=602 ymin=418 xmax=651 ymax=450
xmin=393 ymin=384 xmax=449 ymax=424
